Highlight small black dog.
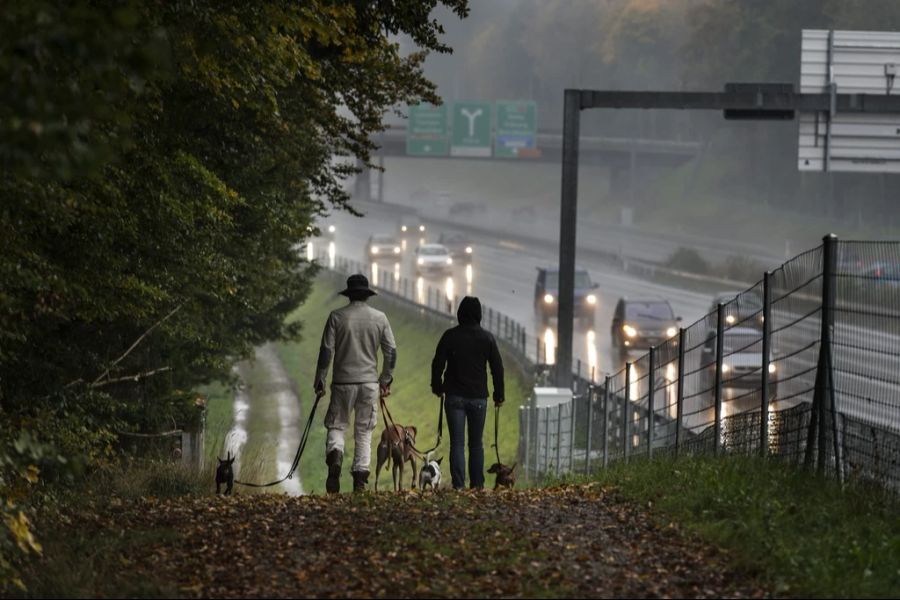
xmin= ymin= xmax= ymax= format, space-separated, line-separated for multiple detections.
xmin=216 ymin=451 xmax=235 ymax=495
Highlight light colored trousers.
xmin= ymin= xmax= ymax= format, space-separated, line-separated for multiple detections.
xmin=324 ymin=382 xmax=379 ymax=472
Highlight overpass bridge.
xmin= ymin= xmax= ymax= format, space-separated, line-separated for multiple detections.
xmin=355 ymin=127 xmax=702 ymax=203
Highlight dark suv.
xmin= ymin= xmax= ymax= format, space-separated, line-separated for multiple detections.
xmin=534 ymin=268 xmax=598 ymax=327
xmin=611 ymin=298 xmax=681 ymax=361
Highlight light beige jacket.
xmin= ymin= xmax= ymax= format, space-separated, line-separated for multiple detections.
xmin=315 ymin=301 xmax=396 ymax=386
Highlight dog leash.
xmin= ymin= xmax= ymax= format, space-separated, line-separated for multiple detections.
xmin=379 ymin=392 xmax=443 ymax=459
xmin=411 ymin=393 xmax=443 ymax=457
xmin=491 ymin=402 xmax=502 ymax=466
xmin=234 ymin=390 xmax=324 ymax=488
xmin=379 ymin=391 xmax=415 ymax=448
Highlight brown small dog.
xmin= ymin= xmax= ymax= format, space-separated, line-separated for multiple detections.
xmin=375 ymin=424 xmax=418 ymax=491
xmin=488 ymin=462 xmax=517 ymax=490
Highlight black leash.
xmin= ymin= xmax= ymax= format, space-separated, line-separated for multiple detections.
xmin=414 ymin=394 xmax=444 ymax=457
xmin=234 ymin=390 xmax=324 ymax=488
xmin=491 ymin=402 xmax=502 ymax=465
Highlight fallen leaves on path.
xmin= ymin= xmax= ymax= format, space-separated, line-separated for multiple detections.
xmin=65 ymin=484 xmax=766 ymax=598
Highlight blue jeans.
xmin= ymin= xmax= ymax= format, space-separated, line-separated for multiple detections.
xmin=445 ymin=395 xmax=487 ymax=489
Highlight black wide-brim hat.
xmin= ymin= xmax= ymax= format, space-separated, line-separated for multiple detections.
xmin=339 ymin=273 xmax=377 ymax=298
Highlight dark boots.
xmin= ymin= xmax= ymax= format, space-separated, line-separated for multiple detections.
xmin=351 ymin=470 xmax=369 ymax=493
xmin=325 ymin=449 xmax=342 ymax=494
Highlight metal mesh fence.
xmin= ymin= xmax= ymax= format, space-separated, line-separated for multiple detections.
xmin=515 ymin=237 xmax=899 ymax=494
xmin=833 ymin=241 xmax=900 ymax=489
xmin=651 ymin=336 xmax=681 ymax=451
xmin=680 ymin=310 xmax=718 ymax=454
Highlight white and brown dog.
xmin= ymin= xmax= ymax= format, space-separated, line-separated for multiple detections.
xmin=418 ymin=453 xmax=443 ymax=491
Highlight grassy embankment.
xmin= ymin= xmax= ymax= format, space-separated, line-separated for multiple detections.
xmin=203 ymin=273 xmax=531 ymax=494
xmin=580 ymin=454 xmax=900 ymax=598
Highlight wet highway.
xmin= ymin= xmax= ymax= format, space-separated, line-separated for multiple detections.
xmin=311 ymin=202 xmax=713 ymax=381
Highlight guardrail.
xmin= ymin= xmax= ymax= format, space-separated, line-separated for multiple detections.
xmin=522 ymin=235 xmax=900 ymax=493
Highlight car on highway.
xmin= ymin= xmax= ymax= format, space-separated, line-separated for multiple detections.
xmin=437 ymin=232 xmax=474 ymax=263
xmin=862 ymin=262 xmax=900 ymax=285
xmin=366 ymin=234 xmax=402 ymax=260
xmin=399 ymin=214 xmax=426 ymax=235
xmin=702 ymin=326 xmax=778 ymax=394
xmin=611 ymin=298 xmax=680 ymax=361
xmin=709 ymin=290 xmax=764 ymax=330
xmin=534 ymin=267 xmax=598 ymax=327
xmin=415 ymin=243 xmax=453 ymax=276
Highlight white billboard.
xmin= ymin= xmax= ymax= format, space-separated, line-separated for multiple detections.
xmin=799 ymin=29 xmax=900 ymax=173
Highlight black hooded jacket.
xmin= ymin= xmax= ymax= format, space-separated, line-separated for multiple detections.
xmin=431 ymin=296 xmax=505 ymax=401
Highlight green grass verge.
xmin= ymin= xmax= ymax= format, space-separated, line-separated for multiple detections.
xmin=276 ymin=273 xmax=531 ymax=494
xmin=584 ymin=454 xmax=900 ymax=598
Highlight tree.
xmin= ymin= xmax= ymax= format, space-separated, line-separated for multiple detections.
xmin=0 ymin=0 xmax=468 ymax=448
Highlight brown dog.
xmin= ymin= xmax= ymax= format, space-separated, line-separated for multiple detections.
xmin=375 ymin=424 xmax=418 ymax=491
xmin=488 ymin=462 xmax=517 ymax=490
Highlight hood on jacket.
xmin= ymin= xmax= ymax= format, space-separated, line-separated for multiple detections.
xmin=457 ymin=296 xmax=482 ymax=326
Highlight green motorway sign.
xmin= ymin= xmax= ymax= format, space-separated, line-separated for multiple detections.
xmin=451 ymin=101 xmax=492 ymax=157
xmin=406 ymin=103 xmax=449 ymax=156
xmin=495 ymin=100 xmax=538 ymax=158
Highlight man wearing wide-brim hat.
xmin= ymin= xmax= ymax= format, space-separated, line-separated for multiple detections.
xmin=315 ymin=273 xmax=397 ymax=493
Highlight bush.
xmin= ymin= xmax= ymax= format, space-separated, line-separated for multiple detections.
xmin=666 ymin=247 xmax=710 ymax=275
xmin=722 ymin=255 xmax=766 ymax=284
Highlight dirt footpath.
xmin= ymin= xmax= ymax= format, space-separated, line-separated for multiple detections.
xmin=92 ymin=484 xmax=766 ymax=598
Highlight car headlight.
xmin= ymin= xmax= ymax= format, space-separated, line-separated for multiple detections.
xmin=393 ymin=247 xmax=401 ymax=254
xmin=417 ymin=257 xmax=424 ymax=265
xmin=586 ymin=294 xmax=597 ymax=305
xmin=666 ymin=327 xmax=677 ymax=338
xmin=725 ymin=314 xmax=736 ymax=325
xmin=401 ymin=225 xmax=408 ymax=232
xmin=544 ymin=293 xmax=554 ymax=304
xmin=768 ymin=363 xmax=777 ymax=374
xmin=328 ymin=225 xmax=336 ymax=233
xmin=419 ymin=225 xmax=426 ymax=232
xmin=623 ymin=324 xmax=637 ymax=338
xmin=371 ymin=246 xmax=379 ymax=254
xmin=721 ymin=363 xmax=730 ymax=374
xmin=446 ymin=257 xmax=453 ymax=265
xmin=465 ymin=246 xmax=473 ymax=254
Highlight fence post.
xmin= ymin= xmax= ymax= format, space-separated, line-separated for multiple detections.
xmin=648 ymin=346 xmax=656 ymax=458
xmin=761 ymin=271 xmax=772 ymax=456
xmin=676 ymin=327 xmax=685 ymax=456
xmin=556 ymin=402 xmax=563 ymax=476
xmin=568 ymin=400 xmax=575 ymax=473
xmin=714 ymin=303 xmax=725 ymax=455
xmin=585 ymin=382 xmax=595 ymax=474
xmin=543 ymin=407 xmax=550 ymax=476
xmin=602 ymin=375 xmax=610 ymax=468
xmin=529 ymin=406 xmax=537 ymax=480
xmin=624 ymin=362 xmax=631 ymax=462
xmin=820 ymin=234 xmax=841 ymax=479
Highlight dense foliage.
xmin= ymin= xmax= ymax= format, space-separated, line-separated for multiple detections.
xmin=0 ymin=0 xmax=467 ymax=587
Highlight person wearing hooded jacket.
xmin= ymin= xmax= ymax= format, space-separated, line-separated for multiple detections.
xmin=431 ymin=296 xmax=504 ymax=489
